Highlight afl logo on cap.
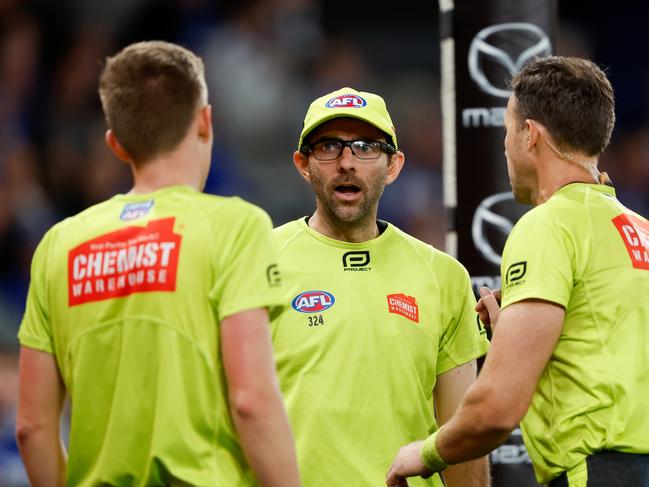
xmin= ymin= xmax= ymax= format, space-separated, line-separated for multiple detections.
xmin=325 ymin=94 xmax=366 ymax=109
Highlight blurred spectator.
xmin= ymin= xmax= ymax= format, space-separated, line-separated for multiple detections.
xmin=603 ymin=127 xmax=649 ymax=215
xmin=0 ymin=13 xmax=39 ymax=143
xmin=40 ymin=25 xmax=114 ymax=216
xmin=380 ymin=73 xmax=446 ymax=248
xmin=0 ymin=349 xmax=27 ymax=486
xmin=199 ymin=0 xmax=321 ymax=223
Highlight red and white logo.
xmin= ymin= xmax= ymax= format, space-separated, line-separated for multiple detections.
xmin=387 ymin=293 xmax=419 ymax=323
xmin=325 ymin=94 xmax=367 ymax=109
xmin=291 ymin=290 xmax=335 ymax=313
xmin=612 ymin=213 xmax=649 ymax=270
xmin=68 ymin=217 xmax=182 ymax=306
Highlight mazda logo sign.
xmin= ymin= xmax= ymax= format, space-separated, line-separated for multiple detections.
xmin=468 ymin=22 xmax=552 ymax=98
xmin=472 ymin=192 xmax=529 ymax=266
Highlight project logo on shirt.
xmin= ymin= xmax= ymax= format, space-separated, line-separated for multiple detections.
xmin=387 ymin=293 xmax=419 ymax=323
xmin=266 ymin=264 xmax=282 ymax=287
xmin=612 ymin=213 xmax=649 ymax=270
xmin=68 ymin=217 xmax=182 ymax=306
xmin=291 ymin=290 xmax=335 ymax=313
xmin=505 ymin=261 xmax=527 ymax=287
xmin=342 ymin=250 xmax=371 ymax=271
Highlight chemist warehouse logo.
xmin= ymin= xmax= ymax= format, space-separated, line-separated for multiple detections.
xmin=387 ymin=293 xmax=419 ymax=324
xmin=612 ymin=213 xmax=649 ymax=270
xmin=68 ymin=217 xmax=182 ymax=306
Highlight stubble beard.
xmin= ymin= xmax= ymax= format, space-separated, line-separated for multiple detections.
xmin=309 ymin=165 xmax=387 ymax=229
xmin=508 ymin=161 xmax=534 ymax=205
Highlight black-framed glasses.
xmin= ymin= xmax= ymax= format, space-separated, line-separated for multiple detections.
xmin=300 ymin=138 xmax=397 ymax=162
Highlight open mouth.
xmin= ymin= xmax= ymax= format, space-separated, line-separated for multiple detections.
xmin=335 ymin=184 xmax=361 ymax=195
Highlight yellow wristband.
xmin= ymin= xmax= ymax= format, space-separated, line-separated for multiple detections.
xmin=419 ymin=428 xmax=448 ymax=472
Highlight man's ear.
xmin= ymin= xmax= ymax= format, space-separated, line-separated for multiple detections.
xmin=105 ymin=130 xmax=132 ymax=163
xmin=525 ymin=119 xmax=540 ymax=149
xmin=293 ymin=151 xmax=311 ymax=182
xmin=385 ymin=151 xmax=405 ymax=186
xmin=198 ymin=105 xmax=212 ymax=142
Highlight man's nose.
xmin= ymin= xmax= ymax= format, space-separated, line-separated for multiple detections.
xmin=337 ymin=145 xmax=357 ymax=170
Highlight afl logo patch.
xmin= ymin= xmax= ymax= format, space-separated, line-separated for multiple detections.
xmin=291 ymin=290 xmax=335 ymax=313
xmin=325 ymin=94 xmax=366 ymax=109
xmin=120 ymin=201 xmax=154 ymax=221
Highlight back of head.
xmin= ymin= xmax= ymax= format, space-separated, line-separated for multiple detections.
xmin=99 ymin=41 xmax=208 ymax=164
xmin=511 ymin=56 xmax=615 ymax=157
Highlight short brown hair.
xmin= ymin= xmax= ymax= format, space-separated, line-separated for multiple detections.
xmin=511 ymin=56 xmax=615 ymax=156
xmin=99 ymin=41 xmax=207 ymax=163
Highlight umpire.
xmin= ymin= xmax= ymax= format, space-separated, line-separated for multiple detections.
xmin=387 ymin=56 xmax=649 ymax=487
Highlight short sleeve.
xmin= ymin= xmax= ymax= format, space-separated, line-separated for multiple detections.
xmin=436 ymin=256 xmax=490 ymax=375
xmin=500 ymin=210 xmax=573 ymax=309
xmin=18 ymin=228 xmax=55 ymax=354
xmin=209 ymin=205 xmax=286 ymax=320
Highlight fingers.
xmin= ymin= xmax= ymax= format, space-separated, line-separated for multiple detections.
xmin=476 ymin=286 xmax=502 ymax=330
xmin=481 ymin=291 xmax=500 ymax=317
xmin=476 ymin=287 xmax=501 ymax=331
xmin=386 ymin=469 xmax=409 ymax=487
xmin=478 ymin=286 xmax=493 ymax=299
xmin=386 ymin=467 xmax=398 ymax=487
xmin=475 ymin=287 xmax=491 ymax=326
xmin=477 ymin=306 xmax=491 ymax=327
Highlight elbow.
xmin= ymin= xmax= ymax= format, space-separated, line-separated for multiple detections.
xmin=15 ymin=420 xmax=40 ymax=448
xmin=478 ymin=398 xmax=523 ymax=433
xmin=480 ymin=415 xmax=519 ymax=437
xmin=15 ymin=411 xmax=61 ymax=450
xmin=466 ymin=385 xmax=525 ymax=436
xmin=229 ymin=388 xmax=276 ymax=421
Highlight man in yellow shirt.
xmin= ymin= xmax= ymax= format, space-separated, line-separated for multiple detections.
xmin=16 ymin=41 xmax=301 ymax=487
xmin=388 ymin=56 xmax=649 ymax=487
xmin=272 ymin=87 xmax=490 ymax=486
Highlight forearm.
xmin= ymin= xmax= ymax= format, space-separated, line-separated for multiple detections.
xmin=433 ymin=361 xmax=496 ymax=479
xmin=442 ymin=456 xmax=491 ymax=487
xmin=428 ymin=384 xmax=513 ymax=467
xmin=437 ymin=418 xmax=511 ymax=465
xmin=221 ymin=309 xmax=301 ymax=486
xmin=433 ymin=301 xmax=564 ymax=466
xmin=16 ymin=426 xmax=66 ymax=486
xmin=230 ymin=390 xmax=301 ymax=487
xmin=17 ymin=347 xmax=67 ymax=487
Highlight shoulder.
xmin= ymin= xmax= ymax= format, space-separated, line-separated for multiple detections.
xmin=510 ymin=189 xmax=586 ymax=240
xmin=41 ymin=199 xmax=115 ymax=245
xmin=389 ymin=224 xmax=470 ymax=279
xmin=273 ymin=218 xmax=308 ymax=253
xmin=274 ymin=218 xmax=303 ymax=237
xmin=193 ymin=194 xmax=274 ymax=231
xmin=197 ymin=193 xmax=270 ymax=218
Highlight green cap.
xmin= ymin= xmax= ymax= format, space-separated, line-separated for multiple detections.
xmin=297 ymin=87 xmax=398 ymax=151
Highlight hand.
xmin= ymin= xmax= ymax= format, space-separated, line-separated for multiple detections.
xmin=386 ymin=441 xmax=433 ymax=487
xmin=475 ymin=287 xmax=501 ymax=332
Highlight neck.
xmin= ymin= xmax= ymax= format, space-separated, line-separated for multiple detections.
xmin=533 ymin=157 xmax=599 ymax=204
xmin=308 ymin=209 xmax=379 ymax=243
xmin=129 ymin=141 xmax=206 ymax=194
